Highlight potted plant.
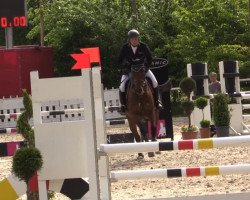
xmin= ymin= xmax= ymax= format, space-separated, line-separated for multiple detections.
xmin=12 ymin=90 xmax=44 ymax=200
xmin=195 ymin=97 xmax=211 ymax=138
xmin=179 ymin=77 xmax=198 ymax=139
xmin=212 ymin=93 xmax=231 ymax=137
xmin=12 ymin=147 xmax=43 ymax=200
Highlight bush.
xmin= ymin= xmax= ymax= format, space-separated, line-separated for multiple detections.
xmin=17 ymin=90 xmax=35 ymax=147
xmin=195 ymin=97 xmax=208 ymax=120
xmin=195 ymin=97 xmax=208 ymax=110
xmin=181 ymin=100 xmax=195 ymax=116
xmin=200 ymin=119 xmax=211 ymax=128
xmin=213 ymin=93 xmax=231 ymax=127
xmin=180 ymin=77 xmax=196 ymax=130
xmin=12 ymin=147 xmax=43 ymax=184
xmin=179 ymin=77 xmax=196 ymax=99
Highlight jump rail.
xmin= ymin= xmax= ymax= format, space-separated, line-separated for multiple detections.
xmin=0 ymin=118 xmax=126 ymax=135
xmin=110 ymin=164 xmax=250 ymax=181
xmin=99 ymin=136 xmax=250 ymax=154
xmin=0 ymin=127 xmax=17 ymax=134
xmin=106 ymin=119 xmax=128 ymax=127
xmin=0 ymin=106 xmax=119 ymax=120
xmin=0 ymin=141 xmax=25 ymax=157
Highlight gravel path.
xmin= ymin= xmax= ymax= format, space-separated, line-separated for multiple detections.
xmin=0 ymin=117 xmax=249 ymax=200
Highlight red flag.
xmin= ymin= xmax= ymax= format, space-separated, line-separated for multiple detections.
xmin=71 ymin=53 xmax=91 ymax=70
xmin=81 ymin=47 xmax=101 ymax=67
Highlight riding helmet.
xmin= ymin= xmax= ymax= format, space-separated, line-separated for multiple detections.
xmin=128 ymin=29 xmax=140 ymax=38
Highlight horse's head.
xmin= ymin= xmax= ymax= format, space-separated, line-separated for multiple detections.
xmin=130 ymin=59 xmax=147 ymax=96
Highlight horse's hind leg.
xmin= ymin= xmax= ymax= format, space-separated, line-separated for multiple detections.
xmin=151 ymin=109 xmax=159 ymax=142
xmin=151 ymin=119 xmax=161 ymax=155
xmin=151 ymin=123 xmax=157 ymax=142
xmin=148 ymin=124 xmax=155 ymax=158
xmin=128 ymin=119 xmax=144 ymax=159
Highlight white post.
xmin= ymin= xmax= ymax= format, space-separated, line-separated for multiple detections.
xmin=92 ymin=67 xmax=111 ymax=200
xmin=5 ymin=27 xmax=13 ymax=49
xmin=204 ymin=63 xmax=209 ymax=96
xmin=37 ymin=181 xmax=48 ymax=199
xmin=81 ymin=69 xmax=101 ymax=200
xmin=30 ymin=71 xmax=48 ymax=200
xmin=187 ymin=63 xmax=194 ymax=101
xmin=235 ymin=61 xmax=241 ymax=104
xmin=219 ymin=61 xmax=226 ymax=93
xmin=31 ymin=69 xmax=101 ymax=199
xmin=187 ymin=64 xmax=192 ymax=78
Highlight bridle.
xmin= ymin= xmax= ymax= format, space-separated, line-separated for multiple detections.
xmin=131 ymin=64 xmax=147 ymax=96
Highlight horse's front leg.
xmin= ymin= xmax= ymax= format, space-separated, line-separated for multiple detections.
xmin=138 ymin=120 xmax=148 ymax=142
xmin=128 ymin=118 xmax=144 ymax=159
xmin=150 ymin=109 xmax=161 ymax=156
xmin=147 ymin=121 xmax=156 ymax=158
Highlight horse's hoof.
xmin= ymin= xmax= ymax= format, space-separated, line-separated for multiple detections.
xmin=155 ymin=151 xmax=161 ymax=154
xmin=148 ymin=152 xmax=155 ymax=157
xmin=137 ymin=153 xmax=144 ymax=159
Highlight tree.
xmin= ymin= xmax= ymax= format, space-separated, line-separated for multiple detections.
xmin=1 ymin=0 xmax=248 ymax=87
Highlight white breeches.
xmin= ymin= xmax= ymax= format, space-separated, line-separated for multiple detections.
xmin=119 ymin=70 xmax=158 ymax=92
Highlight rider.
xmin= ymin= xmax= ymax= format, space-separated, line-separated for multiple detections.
xmin=118 ymin=29 xmax=161 ymax=113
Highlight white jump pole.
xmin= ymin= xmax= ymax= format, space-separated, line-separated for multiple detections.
xmin=242 ymin=93 xmax=250 ymax=99
xmin=99 ymin=135 xmax=250 ymax=154
xmin=110 ymin=164 xmax=250 ymax=181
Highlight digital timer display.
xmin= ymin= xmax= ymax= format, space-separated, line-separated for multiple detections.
xmin=0 ymin=0 xmax=27 ymax=28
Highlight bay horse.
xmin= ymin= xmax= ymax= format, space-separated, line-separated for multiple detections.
xmin=125 ymin=59 xmax=159 ymax=159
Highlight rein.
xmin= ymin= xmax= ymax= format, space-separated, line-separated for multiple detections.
xmin=130 ymin=65 xmax=148 ymax=96
xmin=131 ymin=64 xmax=145 ymax=73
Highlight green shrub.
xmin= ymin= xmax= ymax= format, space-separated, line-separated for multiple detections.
xmin=22 ymin=89 xmax=33 ymax=118
xmin=12 ymin=147 xmax=43 ymax=184
xmin=200 ymin=119 xmax=211 ymax=128
xmin=213 ymin=93 xmax=231 ymax=127
xmin=180 ymin=77 xmax=196 ymax=130
xmin=181 ymin=99 xmax=195 ymax=129
xmin=16 ymin=90 xmax=35 ymax=147
xmin=195 ymin=97 xmax=208 ymax=120
xmin=179 ymin=77 xmax=196 ymax=99
xmin=181 ymin=125 xmax=198 ymax=132
xmin=195 ymin=97 xmax=208 ymax=110
xmin=181 ymin=100 xmax=195 ymax=116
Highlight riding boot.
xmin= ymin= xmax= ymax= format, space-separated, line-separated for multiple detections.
xmin=153 ymin=87 xmax=162 ymax=109
xmin=119 ymin=90 xmax=127 ymax=113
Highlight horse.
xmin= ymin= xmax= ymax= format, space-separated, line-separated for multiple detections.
xmin=125 ymin=59 xmax=159 ymax=159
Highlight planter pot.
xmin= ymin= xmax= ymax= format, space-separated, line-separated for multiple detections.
xmin=216 ymin=126 xmax=229 ymax=137
xmin=181 ymin=131 xmax=198 ymax=140
xmin=199 ymin=128 xmax=210 ymax=138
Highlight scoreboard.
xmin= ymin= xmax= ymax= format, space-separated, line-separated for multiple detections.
xmin=0 ymin=0 xmax=27 ymax=28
